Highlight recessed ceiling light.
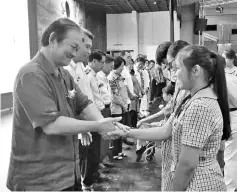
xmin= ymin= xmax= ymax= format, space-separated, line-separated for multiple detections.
xmin=154 ymin=1 xmax=157 ymax=4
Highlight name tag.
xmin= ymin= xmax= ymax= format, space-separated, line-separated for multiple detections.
xmin=171 ymin=163 xmax=175 ymax=173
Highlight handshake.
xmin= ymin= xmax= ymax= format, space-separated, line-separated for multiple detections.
xmin=79 ymin=117 xmax=131 ymax=146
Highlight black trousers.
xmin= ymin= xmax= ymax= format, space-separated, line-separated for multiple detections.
xmin=150 ymin=79 xmax=166 ymax=100
xmin=129 ymin=110 xmax=138 ymax=128
xmin=79 ymin=132 xmax=101 ymax=186
xmin=61 ymin=176 xmax=82 ymax=191
xmin=111 ymin=114 xmax=123 ymax=156
xmin=111 ymin=112 xmax=130 ymax=156
xmin=100 ymin=107 xmax=111 ymax=162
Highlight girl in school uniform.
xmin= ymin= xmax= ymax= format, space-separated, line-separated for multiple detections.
xmin=109 ymin=45 xmax=231 ymax=191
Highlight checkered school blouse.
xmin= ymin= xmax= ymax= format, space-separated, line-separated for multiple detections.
xmin=171 ymin=87 xmax=226 ymax=191
xmin=161 ymin=80 xmax=190 ymax=191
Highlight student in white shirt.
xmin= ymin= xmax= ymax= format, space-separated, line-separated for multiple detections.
xmin=97 ymin=54 xmax=114 ymax=167
xmin=64 ymin=29 xmax=94 ymax=149
xmin=141 ymin=65 xmax=150 ymax=113
xmin=64 ymin=28 xmax=93 ymax=101
xmin=121 ymin=51 xmax=137 ymax=146
xmin=82 ymin=52 xmax=111 ymax=190
xmin=121 ymin=51 xmax=135 ymax=102
xmin=64 ymin=29 xmax=107 ymax=191
xmin=222 ymin=49 xmax=237 ymax=76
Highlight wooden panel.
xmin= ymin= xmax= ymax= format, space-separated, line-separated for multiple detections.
xmin=28 ymin=0 xmax=38 ymax=58
xmin=36 ymin=0 xmax=85 ymax=49
xmin=85 ymin=6 xmax=107 ymax=51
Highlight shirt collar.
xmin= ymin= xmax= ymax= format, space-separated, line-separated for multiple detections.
xmin=112 ymin=70 xmax=121 ymax=77
xmin=34 ymin=51 xmax=59 ymax=77
xmin=87 ymin=66 xmax=96 ymax=76
xmin=189 ymin=87 xmax=217 ymax=103
xmin=99 ymin=70 xmax=107 ymax=77
xmin=69 ymin=60 xmax=77 ymax=70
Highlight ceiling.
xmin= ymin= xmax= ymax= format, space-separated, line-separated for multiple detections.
xmin=82 ymin=0 xmax=237 ymax=13
xmin=201 ymin=0 xmax=237 ymax=7
xmin=84 ymin=0 xmax=170 ymax=13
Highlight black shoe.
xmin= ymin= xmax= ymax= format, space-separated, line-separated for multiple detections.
xmin=118 ymin=152 xmax=127 ymax=157
xmin=100 ymin=167 xmax=110 ymax=174
xmin=123 ymin=138 xmax=135 ymax=146
xmin=136 ymin=146 xmax=146 ymax=162
xmin=92 ymin=184 xmax=108 ymax=191
xmin=103 ymin=162 xmax=114 ymax=168
xmin=96 ymin=174 xmax=111 ymax=183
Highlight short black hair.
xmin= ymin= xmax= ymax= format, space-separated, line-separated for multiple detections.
xmin=223 ymin=49 xmax=237 ymax=66
xmin=98 ymin=51 xmax=106 ymax=57
xmin=88 ymin=52 xmax=102 ymax=63
xmin=114 ymin=56 xmax=125 ymax=70
xmin=163 ymin=83 xmax=175 ymax=96
xmin=41 ymin=18 xmax=81 ymax=47
xmin=155 ymin=41 xmax=172 ymax=65
xmin=167 ymin=40 xmax=189 ymax=58
xmin=136 ymin=57 xmax=146 ymax=64
xmin=137 ymin=54 xmax=144 ymax=58
xmin=121 ymin=50 xmax=130 ymax=57
xmin=149 ymin=60 xmax=155 ymax=64
xmin=105 ymin=55 xmax=114 ymax=64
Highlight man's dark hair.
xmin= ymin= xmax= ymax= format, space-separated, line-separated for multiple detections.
xmin=137 ymin=54 xmax=144 ymax=58
xmin=223 ymin=49 xmax=237 ymax=66
xmin=130 ymin=69 xmax=135 ymax=76
xmin=114 ymin=56 xmax=125 ymax=70
xmin=136 ymin=56 xmax=146 ymax=64
xmin=163 ymin=83 xmax=175 ymax=96
xmin=121 ymin=50 xmax=129 ymax=57
xmin=98 ymin=51 xmax=106 ymax=57
xmin=155 ymin=41 xmax=172 ymax=65
xmin=149 ymin=60 xmax=155 ymax=64
xmin=105 ymin=55 xmax=114 ymax=64
xmin=88 ymin=52 xmax=102 ymax=63
xmin=41 ymin=18 xmax=81 ymax=47
xmin=167 ymin=40 xmax=189 ymax=58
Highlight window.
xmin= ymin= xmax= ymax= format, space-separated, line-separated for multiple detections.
xmin=0 ymin=0 xmax=30 ymax=93
xmin=232 ymin=29 xmax=237 ymax=35
xmin=206 ymin=25 xmax=217 ymax=31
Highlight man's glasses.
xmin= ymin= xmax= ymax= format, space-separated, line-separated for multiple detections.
xmin=168 ymin=58 xmax=175 ymax=67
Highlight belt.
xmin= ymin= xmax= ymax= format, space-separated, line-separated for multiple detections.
xmin=230 ymin=108 xmax=237 ymax=112
xmin=105 ymin=104 xmax=111 ymax=108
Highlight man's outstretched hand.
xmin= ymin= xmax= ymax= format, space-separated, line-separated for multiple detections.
xmin=97 ymin=117 xmax=130 ymax=140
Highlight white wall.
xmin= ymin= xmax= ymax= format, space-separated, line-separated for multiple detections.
xmin=107 ymin=13 xmax=138 ymax=58
xmin=138 ymin=12 xmax=170 ymax=58
xmin=107 ymin=11 xmax=175 ymax=60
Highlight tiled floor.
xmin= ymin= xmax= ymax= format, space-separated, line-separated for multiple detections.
xmin=99 ymin=146 xmax=162 ymax=191
xmin=0 ymin=110 xmax=162 ymax=191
